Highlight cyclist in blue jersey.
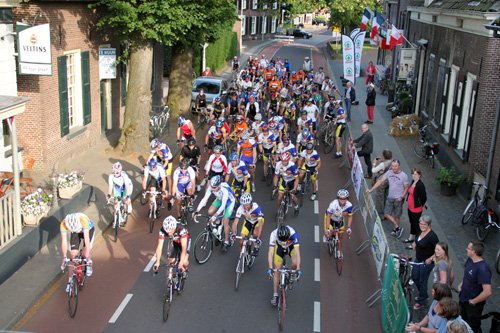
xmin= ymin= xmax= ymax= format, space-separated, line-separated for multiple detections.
xmin=231 ymin=193 xmax=264 ymax=254
xmin=171 ymin=159 xmax=196 ymax=221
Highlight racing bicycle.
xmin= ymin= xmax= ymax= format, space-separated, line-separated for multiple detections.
xmin=321 ymin=118 xmax=336 ymax=154
xmin=298 ymin=169 xmax=312 ymax=207
xmin=143 ymin=191 xmax=163 ymax=233
xmin=325 ymin=226 xmax=349 ymax=275
xmin=107 ymin=196 xmax=129 ymax=240
xmin=177 ymin=194 xmax=192 ymax=225
xmin=270 ymin=260 xmax=299 ymax=331
xmin=273 ymin=184 xmax=296 ymax=227
xmin=193 ymin=214 xmax=226 ymax=264
xmin=233 ymin=234 xmax=259 ymax=291
xmin=62 ymin=256 xmax=89 ymax=318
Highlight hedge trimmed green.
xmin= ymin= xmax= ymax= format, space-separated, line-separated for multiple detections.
xmin=193 ymin=29 xmax=237 ymax=76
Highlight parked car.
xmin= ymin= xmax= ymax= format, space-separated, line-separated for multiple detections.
xmin=312 ymin=19 xmax=327 ymax=26
xmin=289 ymin=28 xmax=312 ymax=39
xmin=190 ymin=76 xmax=228 ymax=113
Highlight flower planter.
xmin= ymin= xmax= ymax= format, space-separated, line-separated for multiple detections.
xmin=440 ymin=183 xmax=458 ymax=196
xmin=23 ymin=208 xmax=49 ymax=226
xmin=59 ymin=181 xmax=83 ymax=199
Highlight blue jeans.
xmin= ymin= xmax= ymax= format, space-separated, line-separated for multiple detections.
xmin=411 ymin=260 xmax=434 ymax=305
xmin=345 ymin=99 xmax=352 ymax=120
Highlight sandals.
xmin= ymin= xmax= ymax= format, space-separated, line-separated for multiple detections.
xmin=402 ymin=238 xmax=414 ymax=244
xmin=405 ymin=245 xmax=413 ymax=250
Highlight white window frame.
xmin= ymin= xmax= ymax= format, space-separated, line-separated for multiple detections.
xmin=456 ymin=73 xmax=476 ymax=150
xmin=64 ymin=50 xmax=83 ymax=129
xmin=252 ymin=0 xmax=258 ymax=10
xmin=2 ymin=120 xmax=11 ymax=152
xmin=251 ymin=16 xmax=257 ymax=35
xmin=271 ymin=17 xmax=277 ymax=33
xmin=262 ymin=16 xmax=267 ymax=34
xmin=242 ymin=16 xmax=246 ymax=36
xmin=443 ymin=65 xmax=459 ymax=136
xmin=273 ymin=2 xmax=278 ymax=9
xmin=242 ymin=0 xmax=247 ymax=10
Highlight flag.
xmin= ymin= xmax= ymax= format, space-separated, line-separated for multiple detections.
xmin=390 ymin=25 xmax=404 ymax=48
xmin=371 ymin=11 xmax=385 ymax=38
xmin=361 ymin=8 xmax=371 ymax=30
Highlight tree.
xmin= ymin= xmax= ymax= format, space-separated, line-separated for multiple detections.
xmin=326 ymin=0 xmax=381 ymax=33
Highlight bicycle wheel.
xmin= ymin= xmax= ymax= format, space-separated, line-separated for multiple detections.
xmin=163 ymin=285 xmax=172 ymax=322
xmin=177 ymin=273 xmax=185 ymax=295
xmin=405 ymin=286 xmax=414 ymax=322
xmin=276 ymin=204 xmax=285 ymax=228
xmin=140 ymin=192 xmax=149 ymax=205
xmin=429 ymin=154 xmax=435 ymax=168
xmin=149 ymin=216 xmax=155 ymax=233
xmin=200 ymin=117 xmax=206 ymax=130
xmin=68 ymin=276 xmax=78 ymax=318
xmin=235 ymin=253 xmax=244 ymax=291
xmin=193 ymin=230 xmax=214 ymax=264
xmin=335 ymin=241 xmax=342 ymax=275
xmin=278 ymin=288 xmax=286 ymax=331
xmin=324 ymin=133 xmax=335 ymax=154
xmin=476 ymin=214 xmax=490 ymax=241
xmin=461 ymin=200 xmax=476 ymax=225
xmin=247 ymin=246 xmax=256 ymax=269
xmin=114 ymin=211 xmax=120 ymax=239
xmin=266 ymin=167 xmax=273 ymax=186
xmin=413 ymin=141 xmax=426 ymax=159
xmin=327 ymin=239 xmax=334 ymax=256
xmin=495 ymin=249 xmax=500 ymax=275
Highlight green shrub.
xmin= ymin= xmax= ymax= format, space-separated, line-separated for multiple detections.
xmin=398 ymin=91 xmax=409 ymax=100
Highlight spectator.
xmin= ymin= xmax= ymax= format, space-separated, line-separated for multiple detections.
xmin=432 ymin=242 xmax=454 ymax=287
xmin=436 ymin=298 xmax=473 ymax=333
xmin=458 ymin=241 xmax=492 ymax=333
xmin=344 ymin=81 xmax=356 ymax=122
xmin=284 ymin=58 xmax=291 ymax=77
xmin=371 ymin=149 xmax=393 ymax=217
xmin=367 ymin=159 xmax=408 ymax=238
xmin=365 ymin=83 xmax=376 ymax=124
xmin=366 ymin=61 xmax=376 ymax=85
xmin=303 ymin=56 xmax=312 ymax=74
xmin=353 ymin=123 xmax=373 ymax=178
xmin=381 ymin=63 xmax=391 ymax=95
xmin=403 ymin=167 xmax=427 ymax=245
xmin=411 ymin=215 xmax=439 ymax=309
xmin=405 ymin=283 xmax=452 ymax=332
xmin=202 ymin=67 xmax=212 ymax=77
xmin=446 ymin=321 xmax=471 ymax=333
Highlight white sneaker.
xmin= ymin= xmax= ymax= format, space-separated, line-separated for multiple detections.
xmin=127 ymin=204 xmax=132 ymax=214
xmin=251 ymin=182 xmax=256 ymax=193
xmin=86 ymin=264 xmax=93 ymax=277
xmin=197 ymin=184 xmax=201 ymax=192
xmin=310 ymin=193 xmax=316 ymax=200
xmin=336 ymin=250 xmax=341 ymax=259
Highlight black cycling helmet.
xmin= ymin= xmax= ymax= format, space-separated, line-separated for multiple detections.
xmin=187 ymin=137 xmax=196 ymax=146
xmin=282 ymin=134 xmax=290 ymax=142
xmin=306 ymin=142 xmax=314 ymax=150
xmin=278 ymin=225 xmax=290 ymax=242
xmin=300 ymin=110 xmax=307 ymax=115
xmin=180 ymin=159 xmax=190 ymax=169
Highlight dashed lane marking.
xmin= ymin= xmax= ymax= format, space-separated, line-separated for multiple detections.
xmin=314 ymin=258 xmax=320 ymax=282
xmin=314 ymin=200 xmax=319 ymax=214
xmin=144 ymin=254 xmax=157 ymax=272
xmin=314 ymin=301 xmax=321 ymax=332
xmin=109 ymin=293 xmax=133 ymax=323
xmin=314 ymin=225 xmax=319 ymax=243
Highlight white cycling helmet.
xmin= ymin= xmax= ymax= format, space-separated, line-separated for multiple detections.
xmin=64 ymin=214 xmax=82 ymax=233
xmin=337 ymin=189 xmax=350 ymax=198
xmin=150 ymin=139 xmax=160 ymax=149
xmin=255 ymin=114 xmax=262 ymax=121
xmin=163 ymin=216 xmax=178 ymax=233
xmin=240 ymin=193 xmax=253 ymax=205
xmin=112 ymin=162 xmax=122 ymax=173
xmin=241 ymin=131 xmax=250 ymax=140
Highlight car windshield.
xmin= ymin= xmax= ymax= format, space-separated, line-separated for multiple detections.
xmin=193 ymin=81 xmax=220 ymax=95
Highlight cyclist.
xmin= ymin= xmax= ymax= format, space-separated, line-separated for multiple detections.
xmin=250 ymin=113 xmax=266 ymax=137
xmin=196 ymin=89 xmax=208 ymax=124
xmin=180 ymin=137 xmax=202 ymax=192
xmin=153 ymin=216 xmax=190 ymax=275
xmin=225 ymin=153 xmax=250 ymax=199
xmin=276 ymin=135 xmax=298 ymax=163
xmin=311 ymin=88 xmax=322 ymax=109
xmin=279 ymin=82 xmax=290 ymax=102
xmin=272 ymin=152 xmax=299 ymax=216
xmin=227 ymin=93 xmax=241 ymax=127
xmin=107 ymin=162 xmax=133 ymax=218
xmin=302 ymin=56 xmax=312 ymax=74
xmin=244 ymin=95 xmax=260 ymax=122
xmin=252 ymin=78 xmax=264 ymax=102
xmin=269 ymin=74 xmax=281 ymax=97
xmin=231 ymin=56 xmax=240 ymax=79
xmin=176 ymin=116 xmax=196 ymax=148
xmin=266 ymin=93 xmax=280 ymax=119
xmin=231 ymin=193 xmax=264 ymax=254
xmin=324 ymin=189 xmax=353 ymax=259
xmin=281 ymin=97 xmax=296 ymax=133
xmin=230 ymin=115 xmax=248 ymax=144
xmin=321 ymin=76 xmax=333 ymax=100
xmin=60 ymin=213 xmax=95 ymax=292
xmin=241 ymin=76 xmax=253 ymax=91
xmin=204 ymin=120 xmax=227 ymax=161
xmin=171 ymin=159 xmax=196 ymax=221
xmin=297 ymin=142 xmax=321 ymax=200
xmin=193 ymin=175 xmax=236 ymax=252
xmin=237 ymin=131 xmax=257 ymax=192
xmin=289 ymin=71 xmax=300 ymax=83
xmin=257 ymin=125 xmax=277 ymax=181
xmin=203 ymin=145 xmax=228 ymax=188
xmin=332 ymin=100 xmax=347 ymax=159
xmin=267 ymin=224 xmax=301 ymax=306
xmin=297 ymin=110 xmax=313 ymax=133
xmin=268 ymin=120 xmax=282 ymax=144
xmin=303 ymin=98 xmax=320 ymax=139
xmin=260 ymin=54 xmax=269 ymax=68
xmin=142 ymin=159 xmax=168 ymax=214
xmin=296 ymin=128 xmax=315 ymax=154
xmin=147 ymin=139 xmax=173 ymax=198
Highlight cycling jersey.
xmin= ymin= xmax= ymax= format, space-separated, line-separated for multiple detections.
xmin=144 ymin=164 xmax=167 ymax=181
xmin=238 ymin=138 xmax=257 ymax=158
xmin=272 ymin=116 xmax=285 ymax=131
xmin=235 ymin=202 xmax=264 ymax=224
xmin=264 ymin=69 xmax=274 ymax=81
xmin=279 ymin=87 xmax=289 ymax=99
xmin=208 ymin=125 xmax=227 ymax=140
xmin=180 ymin=121 xmax=193 ymax=137
xmin=226 ymin=160 xmax=249 ymax=183
xmin=234 ymin=122 xmax=248 ymax=134
xmin=60 ymin=213 xmax=94 ymax=233
xmin=108 ymin=171 xmax=133 ymax=197
xmin=232 ymin=60 xmax=239 ymax=70
xmin=276 ymin=142 xmax=298 ymax=159
xmin=258 ymin=132 xmax=276 ymax=150
xmin=326 ymin=199 xmax=353 ymax=221
xmin=269 ymin=80 xmax=281 ymax=92
xmin=290 ymin=74 xmax=300 ymax=83
xmin=197 ymin=94 xmax=207 ymax=107
xmin=297 ymin=116 xmax=312 ymax=129
xmin=292 ymin=84 xmax=303 ymax=96
xmin=252 ymin=121 xmax=266 ymax=136
xmin=205 ymin=154 xmax=228 ymax=173
xmin=245 ymin=102 xmax=260 ymax=120
xmin=283 ymin=101 xmax=296 ymax=114
xmin=213 ymin=102 xmax=225 ymax=116
xmin=242 ymin=80 xmax=253 ymax=90
xmin=151 ymin=143 xmax=173 ymax=162
xmin=159 ymin=223 xmax=189 ymax=243
xmin=275 ymin=161 xmax=298 ymax=183
xmin=269 ymin=225 xmax=299 ymax=249
xmin=300 ymin=149 xmax=321 ymax=167
xmin=180 ymin=146 xmax=201 ymax=166
xmin=303 ymin=104 xmax=319 ymax=122
xmin=196 ymin=182 xmax=236 ymax=217
xmin=296 ymin=132 xmax=315 ymax=147
xmin=324 ymin=101 xmax=336 ymax=115
xmin=173 ymin=167 xmax=196 ymax=187
xmin=228 ymin=98 xmax=240 ymax=114
xmin=312 ymin=94 xmax=322 ymax=107
xmin=336 ymin=107 xmax=347 ymax=124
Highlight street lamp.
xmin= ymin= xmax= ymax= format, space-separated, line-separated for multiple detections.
xmin=49 ymin=167 xmax=59 ymax=209
xmin=282 ymin=9 xmax=285 ymax=28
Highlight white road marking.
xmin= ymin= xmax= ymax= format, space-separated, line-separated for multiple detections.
xmin=144 ymin=254 xmax=156 ymax=272
xmin=314 ymin=225 xmax=319 ymax=243
xmin=314 ymin=301 xmax=321 ymax=332
xmin=109 ymin=294 xmax=133 ymax=323
xmin=314 ymin=200 xmax=319 ymax=214
xmin=315 ymin=258 xmax=320 ymax=281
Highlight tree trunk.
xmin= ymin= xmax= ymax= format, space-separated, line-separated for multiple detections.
xmin=117 ymin=38 xmax=153 ymax=155
xmin=167 ymin=44 xmax=193 ymax=118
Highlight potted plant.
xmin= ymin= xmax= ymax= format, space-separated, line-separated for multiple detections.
xmin=435 ymin=167 xmax=466 ymax=196
xmin=21 ymin=188 xmax=54 ymax=225
xmin=58 ymin=168 xmax=86 ymax=199
xmin=387 ymin=81 xmax=396 ymax=103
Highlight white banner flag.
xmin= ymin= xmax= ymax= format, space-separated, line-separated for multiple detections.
xmin=342 ymin=35 xmax=355 ymax=84
xmin=349 ymin=28 xmax=360 ymax=40
xmin=354 ymin=32 xmax=366 ymax=78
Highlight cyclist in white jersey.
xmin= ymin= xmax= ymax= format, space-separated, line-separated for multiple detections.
xmin=272 ymin=152 xmax=299 ymax=215
xmin=171 ymin=159 xmax=196 ymax=221
xmin=231 ymin=193 xmax=264 ymax=254
xmin=107 ymin=162 xmax=133 ymax=214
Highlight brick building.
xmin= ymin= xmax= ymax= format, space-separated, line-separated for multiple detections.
xmin=407 ymin=0 xmax=500 ymax=201
xmin=11 ymin=0 xmax=163 ymax=175
xmin=237 ymin=0 xmax=281 ymax=40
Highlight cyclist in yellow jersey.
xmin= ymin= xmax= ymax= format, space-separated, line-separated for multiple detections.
xmin=324 ymin=189 xmax=353 ymax=259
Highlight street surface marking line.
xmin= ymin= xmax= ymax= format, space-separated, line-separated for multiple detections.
xmin=314 ymin=258 xmax=320 ymax=282
xmin=144 ymin=254 xmax=157 ymax=272
xmin=314 ymin=200 xmax=319 ymax=214
xmin=314 ymin=301 xmax=321 ymax=332
xmin=314 ymin=225 xmax=319 ymax=243
xmin=109 ymin=293 xmax=133 ymax=323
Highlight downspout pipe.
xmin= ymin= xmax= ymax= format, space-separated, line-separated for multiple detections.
xmin=485 ymin=94 xmax=500 ymax=195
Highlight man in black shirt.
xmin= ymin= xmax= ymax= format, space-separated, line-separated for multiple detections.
xmin=180 ymin=137 xmax=202 ymax=192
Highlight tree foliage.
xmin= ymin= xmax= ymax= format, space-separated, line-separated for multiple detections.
xmin=325 ymin=0 xmax=382 ymax=33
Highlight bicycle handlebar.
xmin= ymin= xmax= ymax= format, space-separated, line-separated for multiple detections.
xmin=192 ymin=213 xmax=222 ymax=224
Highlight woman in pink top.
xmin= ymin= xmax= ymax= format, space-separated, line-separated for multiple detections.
xmin=404 ymin=168 xmax=427 ymax=246
xmin=366 ymin=61 xmax=376 ymax=85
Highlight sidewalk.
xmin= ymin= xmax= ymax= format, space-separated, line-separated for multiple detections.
xmin=0 ymin=38 xmax=279 ymax=331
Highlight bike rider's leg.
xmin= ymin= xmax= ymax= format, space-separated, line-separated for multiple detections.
xmin=297 ymin=170 xmax=305 ymax=189
xmin=263 ymin=158 xmax=269 ymax=181
xmin=277 ymin=192 xmax=284 ymax=210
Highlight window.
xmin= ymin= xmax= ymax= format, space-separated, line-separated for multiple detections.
xmin=2 ymin=120 xmax=11 ymax=152
xmin=66 ymin=52 xmax=82 ymax=129
xmin=262 ymin=16 xmax=267 ymax=34
xmin=273 ymin=2 xmax=278 ymax=9
xmin=251 ymin=16 xmax=257 ymax=35
xmin=242 ymin=0 xmax=247 ymax=10
xmin=271 ymin=17 xmax=277 ymax=33
xmin=455 ymin=73 xmax=477 ymax=155
xmin=263 ymin=3 xmax=267 ymax=9
xmin=242 ymin=16 xmax=246 ymax=36
xmin=442 ymin=65 xmax=459 ymax=137
xmin=252 ymin=0 xmax=258 ymax=10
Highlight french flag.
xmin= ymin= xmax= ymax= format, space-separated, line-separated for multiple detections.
xmin=371 ymin=11 xmax=385 ymax=39
xmin=361 ymin=8 xmax=371 ymax=30
xmin=390 ymin=25 xmax=405 ymax=48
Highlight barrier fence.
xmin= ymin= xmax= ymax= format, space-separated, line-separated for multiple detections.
xmin=337 ymin=123 xmax=409 ymax=332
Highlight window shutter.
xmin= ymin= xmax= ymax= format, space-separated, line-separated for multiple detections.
xmin=246 ymin=16 xmax=251 ymax=36
xmin=58 ymin=56 xmax=69 ymax=137
xmin=81 ymin=51 xmax=91 ymax=125
xmin=257 ymin=16 xmax=261 ymax=35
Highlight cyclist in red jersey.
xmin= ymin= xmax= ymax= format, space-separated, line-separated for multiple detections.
xmin=177 ymin=116 xmax=196 ymax=148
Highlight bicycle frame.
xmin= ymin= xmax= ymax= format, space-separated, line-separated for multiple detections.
xmin=234 ymin=235 xmax=257 ymax=290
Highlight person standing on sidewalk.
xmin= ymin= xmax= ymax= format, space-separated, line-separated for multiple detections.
xmin=366 ymin=61 xmax=376 ymax=85
xmin=403 ymin=167 xmax=427 ymax=245
xmin=353 ymin=123 xmax=373 ymax=178
xmin=458 ymin=241 xmax=492 ymax=333
xmin=367 ymin=160 xmax=408 ymax=238
xmin=371 ymin=149 xmax=393 ymax=217
xmin=365 ymin=83 xmax=376 ymax=123
xmin=381 ymin=64 xmax=391 ymax=95
xmin=344 ymin=81 xmax=356 ymax=122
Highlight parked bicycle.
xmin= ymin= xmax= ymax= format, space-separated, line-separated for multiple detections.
xmin=143 ymin=191 xmax=163 ymax=233
xmin=325 ymin=227 xmax=349 ymax=275
xmin=149 ymin=105 xmax=170 ymax=139
xmin=392 ymin=254 xmax=424 ymax=323
xmin=461 ymin=182 xmax=500 ymax=240
xmin=475 ymin=205 xmax=500 ymax=241
xmin=413 ymin=125 xmax=439 ymax=168
xmin=193 ymin=214 xmax=225 ymax=264
xmin=462 ymin=182 xmax=489 ymax=225
xmin=62 ymin=256 xmax=89 ymax=318
xmin=107 ymin=196 xmax=129 ymax=240
xmin=270 ymin=260 xmax=299 ymax=332
xmin=232 ymin=235 xmax=258 ymax=291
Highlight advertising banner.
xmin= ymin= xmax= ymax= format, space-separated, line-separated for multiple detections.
xmin=353 ymin=32 xmax=366 ymax=78
xmin=349 ymin=28 xmax=360 ymax=40
xmin=382 ymin=255 xmax=409 ymax=332
xmin=351 ymin=153 xmax=363 ymax=199
xmin=371 ymin=216 xmax=388 ymax=279
xmin=342 ymin=35 xmax=355 ymax=84
xmin=398 ymin=48 xmax=418 ymax=81
xmin=99 ymin=48 xmax=117 ymax=79
xmin=17 ymin=23 xmax=52 ymax=76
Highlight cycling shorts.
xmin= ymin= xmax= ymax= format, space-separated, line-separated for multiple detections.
xmin=241 ymin=218 xmax=263 ymax=236
xmin=182 ymin=133 xmax=193 ymax=141
xmin=176 ymin=182 xmax=193 ymax=197
xmin=212 ymin=198 xmax=235 ymax=219
xmin=262 ymin=147 xmax=274 ymax=161
xmin=208 ymin=138 xmax=223 ymax=149
xmin=278 ymin=178 xmax=295 ymax=194
xmin=311 ymin=121 xmax=317 ymax=131
xmin=208 ymin=170 xmax=224 ymax=179
xmin=241 ymin=155 xmax=255 ymax=169
xmin=70 ymin=227 xmax=95 ymax=251
xmin=165 ymin=162 xmax=173 ymax=176
xmin=148 ymin=177 xmax=164 ymax=190
xmin=300 ymin=164 xmax=318 ymax=180
xmin=335 ymin=123 xmax=346 ymax=138
xmin=167 ymin=238 xmax=192 ymax=259
xmin=113 ymin=186 xmax=132 ymax=198
xmin=325 ymin=213 xmax=346 ymax=233
xmin=231 ymin=179 xmax=250 ymax=194
xmin=273 ymin=244 xmax=297 ymax=265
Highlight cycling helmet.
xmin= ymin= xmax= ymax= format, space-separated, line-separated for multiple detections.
xmin=302 ymin=128 xmax=310 ymax=137
xmin=64 ymin=214 xmax=82 ymax=233
xmin=229 ymin=153 xmax=239 ymax=161
xmin=329 ymin=95 xmax=335 ymax=99
xmin=178 ymin=116 xmax=185 ymax=126
xmin=278 ymin=225 xmax=290 ymax=242
xmin=112 ymin=162 xmax=122 ymax=173
xmin=246 ymin=87 xmax=252 ymax=91
xmin=306 ymin=142 xmax=314 ymax=150
xmin=234 ymin=56 xmax=238 ymax=60
xmin=286 ymin=96 xmax=292 ymax=101
xmin=214 ymin=145 xmax=223 ymax=153
xmin=242 ymin=74 xmax=247 ymax=79
xmin=259 ymin=78 xmax=265 ymax=83
xmin=307 ymin=98 xmax=314 ymax=103
xmin=336 ymin=100 xmax=342 ymax=106
xmin=281 ymin=151 xmax=291 ymax=162
xmin=291 ymin=71 xmax=296 ymax=75
xmin=216 ymin=120 xmax=223 ymax=128
xmin=163 ymin=216 xmax=178 ymax=233
xmin=325 ymin=76 xmax=330 ymax=79
xmin=262 ymin=125 xmax=269 ymax=132
xmin=148 ymin=159 xmax=157 ymax=168
xmin=305 ymin=56 xmax=310 ymax=60
xmin=150 ymin=138 xmax=160 ymax=149
xmin=300 ymin=110 xmax=307 ymax=116
xmin=255 ymin=114 xmax=262 ymax=121
xmin=187 ymin=137 xmax=196 ymax=146
xmin=199 ymin=89 xmax=204 ymax=93
xmin=241 ymin=131 xmax=250 ymax=140
xmin=240 ymin=193 xmax=252 ymax=205
xmin=306 ymin=74 xmax=312 ymax=79
xmin=180 ymin=159 xmax=190 ymax=169
xmin=210 ymin=175 xmax=222 ymax=187
xmin=270 ymin=93 xmax=276 ymax=98
xmin=282 ymin=135 xmax=290 ymax=142
xmin=337 ymin=189 xmax=350 ymax=198
xmin=214 ymin=97 xmax=221 ymax=103
xmin=237 ymin=115 xmax=244 ymax=122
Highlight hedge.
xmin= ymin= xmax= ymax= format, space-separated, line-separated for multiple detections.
xmin=193 ymin=29 xmax=237 ymax=77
